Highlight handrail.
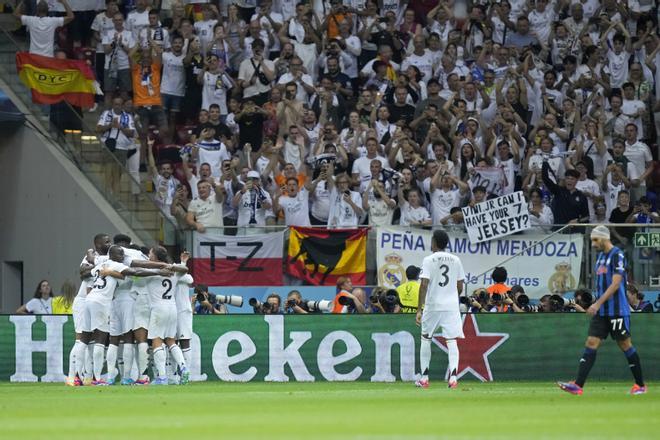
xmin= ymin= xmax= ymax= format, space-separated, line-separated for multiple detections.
xmin=0 ymin=26 xmax=178 ymax=244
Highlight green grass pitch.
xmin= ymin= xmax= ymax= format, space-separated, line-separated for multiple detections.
xmin=0 ymin=382 xmax=657 ymax=439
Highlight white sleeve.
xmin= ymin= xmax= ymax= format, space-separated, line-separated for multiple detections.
xmin=456 ymin=258 xmax=465 ymax=282
xmin=419 ymin=256 xmax=431 ymax=280
xmin=179 ymin=273 xmax=194 ymax=285
xmin=25 ymin=298 xmax=39 ymax=313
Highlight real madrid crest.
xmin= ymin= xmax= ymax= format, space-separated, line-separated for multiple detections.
xmin=379 ymin=253 xmax=407 ymax=289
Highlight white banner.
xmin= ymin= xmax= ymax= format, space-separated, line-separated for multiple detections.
xmin=376 ymin=228 xmax=583 ymax=298
xmin=469 ymin=166 xmax=506 ymax=196
xmin=462 ymin=192 xmax=530 ymax=243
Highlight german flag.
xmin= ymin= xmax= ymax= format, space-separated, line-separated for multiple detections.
xmin=287 ymin=227 xmax=368 ymax=286
xmin=16 ymin=52 xmax=96 ymax=108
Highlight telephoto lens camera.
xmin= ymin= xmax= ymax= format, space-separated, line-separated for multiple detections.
xmin=306 ymin=300 xmax=333 ymax=313
xmin=214 ymin=295 xmax=244 ymax=307
xmin=249 ymin=298 xmax=273 ymax=314
xmin=337 ymin=295 xmax=354 ymax=307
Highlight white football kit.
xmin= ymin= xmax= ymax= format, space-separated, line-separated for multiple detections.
xmin=110 ymin=247 xmax=148 ymax=337
xmin=175 ymin=273 xmax=195 ymax=340
xmin=419 ymin=251 xmax=465 ymax=339
xmin=72 ymin=253 xmax=109 ymax=333
xmin=85 ymin=260 xmax=129 ymax=333
xmin=146 ymin=272 xmax=187 ymax=340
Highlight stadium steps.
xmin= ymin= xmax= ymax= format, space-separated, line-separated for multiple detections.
xmin=0 ymin=30 xmax=169 ymax=246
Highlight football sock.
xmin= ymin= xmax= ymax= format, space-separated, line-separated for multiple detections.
xmin=74 ymin=341 xmax=87 ymax=377
xmin=106 ymin=344 xmax=118 ymax=381
xmin=117 ymin=343 xmax=125 ymax=378
xmin=68 ymin=341 xmax=82 ymax=379
xmin=182 ymin=347 xmax=191 ymax=368
xmin=624 ymin=347 xmax=644 ymax=387
xmin=137 ymin=342 xmax=149 ymax=377
xmin=93 ymin=343 xmax=105 ymax=381
xmin=153 ymin=347 xmax=166 ymax=379
xmin=165 ymin=351 xmax=175 ymax=379
xmin=85 ymin=341 xmax=95 ymax=379
xmin=169 ymin=344 xmax=186 ymax=370
xmin=446 ymin=339 xmax=459 ymax=380
xmin=122 ymin=343 xmax=135 ymax=380
xmin=575 ymin=347 xmax=597 ymax=387
xmin=420 ymin=336 xmax=431 ymax=380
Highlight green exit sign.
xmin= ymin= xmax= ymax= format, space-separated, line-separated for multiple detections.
xmin=634 ymin=232 xmax=660 ymax=248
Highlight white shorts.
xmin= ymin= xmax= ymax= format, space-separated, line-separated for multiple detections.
xmin=421 ymin=310 xmax=464 ymax=340
xmin=85 ymin=300 xmax=111 ymax=333
xmin=133 ymin=294 xmax=151 ymax=331
xmin=72 ymin=296 xmax=90 ymax=333
xmin=147 ymin=306 xmax=177 ymax=340
xmin=176 ymin=310 xmax=193 ymax=340
xmin=110 ymin=298 xmax=135 ymax=336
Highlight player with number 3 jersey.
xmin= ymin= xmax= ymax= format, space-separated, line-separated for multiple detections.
xmin=415 ymin=230 xmax=465 ymax=390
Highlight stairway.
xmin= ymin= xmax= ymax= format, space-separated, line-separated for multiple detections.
xmin=0 ymin=27 xmax=168 ymax=246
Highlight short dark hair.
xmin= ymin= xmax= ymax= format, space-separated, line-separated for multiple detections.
xmin=565 ymin=169 xmax=580 ymax=179
xmin=492 ymin=266 xmax=508 ymax=283
xmin=406 ymin=265 xmax=421 ymax=280
xmin=432 ymin=230 xmax=449 ymax=250
xmin=113 ymin=234 xmax=131 ymax=246
xmin=151 ymin=246 xmax=170 ymax=263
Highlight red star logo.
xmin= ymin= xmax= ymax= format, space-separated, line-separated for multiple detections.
xmin=433 ymin=314 xmax=509 ymax=382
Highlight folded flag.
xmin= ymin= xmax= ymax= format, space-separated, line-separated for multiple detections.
xmin=16 ymin=52 xmax=96 ymax=108
xmin=287 ymin=227 xmax=368 ymax=286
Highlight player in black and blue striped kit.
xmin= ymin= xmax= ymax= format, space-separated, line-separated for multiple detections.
xmin=558 ymin=226 xmax=647 ymax=395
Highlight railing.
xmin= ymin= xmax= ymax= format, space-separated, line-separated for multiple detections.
xmin=182 ymin=224 xmax=660 ymax=292
xmin=0 ymin=27 xmax=175 ymax=246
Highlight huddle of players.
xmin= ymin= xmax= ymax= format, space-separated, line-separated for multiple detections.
xmin=66 ymin=233 xmax=195 ymax=386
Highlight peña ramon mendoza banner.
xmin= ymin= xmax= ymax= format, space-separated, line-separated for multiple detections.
xmin=192 ymin=231 xmax=284 ymax=286
xmin=287 ymin=227 xmax=368 ymax=285
xmin=16 ymin=52 xmax=96 ymax=108
xmin=2 ymin=314 xmax=658 ymax=383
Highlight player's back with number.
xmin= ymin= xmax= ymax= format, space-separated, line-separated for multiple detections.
xmin=87 ymin=261 xmax=129 ymax=306
xmin=146 ymin=274 xmax=179 ymax=308
xmin=421 ymin=251 xmax=465 ymax=312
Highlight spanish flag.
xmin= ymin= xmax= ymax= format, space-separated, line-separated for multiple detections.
xmin=287 ymin=227 xmax=368 ymax=286
xmin=16 ymin=52 xmax=96 ymax=108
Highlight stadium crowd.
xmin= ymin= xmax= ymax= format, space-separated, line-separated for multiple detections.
xmin=11 ymin=0 xmax=660 ymax=241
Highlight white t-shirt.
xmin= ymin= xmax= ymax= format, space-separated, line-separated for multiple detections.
xmin=401 ymin=50 xmax=435 ymax=84
xmin=528 ymin=7 xmax=556 ymax=43
xmin=153 ymin=174 xmax=180 ymax=208
xmin=114 ymin=247 xmax=147 ymax=301
xmin=25 ymin=297 xmax=53 ymax=314
xmin=21 ymin=16 xmax=64 ymax=57
xmin=430 ymin=188 xmax=461 ymax=225
xmin=279 ymin=188 xmax=311 ymax=226
xmin=238 ymin=57 xmax=275 ymax=98
xmin=621 ymin=98 xmax=645 ymax=139
xmin=188 ymin=196 xmax=224 ymax=228
xmin=76 ymin=253 xmax=109 ymax=299
xmin=91 ymin=13 xmax=114 ymax=53
xmin=126 ymin=9 xmax=150 ymax=41
xmin=624 ymin=141 xmax=652 ymax=184
xmin=86 ymin=260 xmax=129 ymax=307
xmin=400 ymin=203 xmax=431 ymax=226
xmin=606 ymin=50 xmax=631 ymax=88
xmin=604 ymin=176 xmax=626 ymax=219
xmin=201 ymin=71 xmax=234 ymax=114
xmin=576 ymin=178 xmax=601 ymax=221
xmin=194 ymin=19 xmax=217 ymax=54
xmin=97 ymin=110 xmax=135 ymax=150
xmin=102 ymin=30 xmax=135 ymax=70
xmin=161 ymin=52 xmax=186 ymax=97
xmin=420 ymin=251 xmax=465 ymax=312
xmin=175 ymin=273 xmax=194 ymax=314
xmin=352 ymin=155 xmax=390 ymax=192
xmin=197 ymin=141 xmax=231 ymax=178
xmin=327 ymin=188 xmax=362 ymax=228
xmin=367 ymin=198 xmax=395 ymax=226
xmin=236 ymin=188 xmax=273 ymax=227
xmin=311 ymin=180 xmax=331 ymax=221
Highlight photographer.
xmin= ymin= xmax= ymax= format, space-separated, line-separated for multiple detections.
xmin=369 ymin=287 xmax=401 ymax=314
xmin=486 ymin=266 xmax=511 ymax=298
xmin=332 ymin=277 xmax=366 ymax=314
xmin=508 ymin=285 xmax=533 ymax=313
xmin=251 ymin=293 xmax=282 ymax=315
xmin=463 ymin=288 xmax=494 ymax=313
xmin=193 ymin=285 xmax=227 ymax=315
xmin=285 ymin=290 xmax=309 ymax=314
xmin=396 ymin=265 xmax=421 ymax=313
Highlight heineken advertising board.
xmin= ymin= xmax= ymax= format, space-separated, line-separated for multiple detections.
xmin=1 ymin=314 xmax=658 ymax=382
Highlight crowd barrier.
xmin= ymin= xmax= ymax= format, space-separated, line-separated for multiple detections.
xmin=3 ymin=314 xmax=658 ymax=382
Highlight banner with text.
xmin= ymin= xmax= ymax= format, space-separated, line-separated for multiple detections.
xmin=376 ymin=228 xmax=583 ymax=297
xmin=1 ymin=315 xmax=658 ymax=383
xmin=462 ymin=192 xmax=530 ymax=243
xmin=192 ymin=231 xmax=284 ymax=286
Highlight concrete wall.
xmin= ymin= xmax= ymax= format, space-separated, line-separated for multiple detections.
xmin=0 ymin=123 xmax=138 ymax=313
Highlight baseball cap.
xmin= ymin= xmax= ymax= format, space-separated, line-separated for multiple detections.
xmin=247 ymin=171 xmax=260 ymax=179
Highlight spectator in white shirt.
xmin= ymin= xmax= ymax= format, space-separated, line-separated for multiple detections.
xmin=13 ymin=0 xmax=74 ymax=57
xmin=273 ymin=177 xmax=311 ymax=226
xmin=186 ymin=180 xmax=225 ymax=232
xmin=16 ymin=280 xmax=53 ymax=314
xmin=327 ymin=173 xmax=363 ymax=228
